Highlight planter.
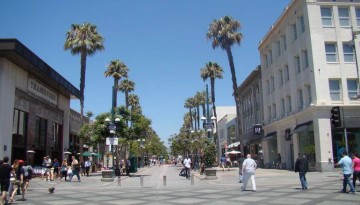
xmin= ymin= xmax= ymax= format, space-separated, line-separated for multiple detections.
xmin=101 ymin=170 xmax=114 ymax=182
xmin=204 ymin=168 xmax=217 ymax=180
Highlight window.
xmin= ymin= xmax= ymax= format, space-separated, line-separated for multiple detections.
xmin=343 ymin=43 xmax=354 ymax=62
xmin=51 ymin=122 xmax=62 ymax=149
xmin=282 ymin=35 xmax=287 ymax=51
xmin=321 ymin=7 xmax=333 ymax=27
xmin=272 ymin=104 xmax=277 ymax=119
xmin=287 ymin=96 xmax=292 ymax=113
xmin=303 ymin=50 xmax=309 ymax=68
xmin=284 ymin=65 xmax=290 ymax=82
xmin=292 ymin=24 xmax=298 ymax=41
xmin=265 ymin=55 xmax=269 ymax=67
xmin=298 ymin=89 xmax=303 ymax=111
xmin=347 ymin=79 xmax=358 ymax=99
xmin=300 ymin=15 xmax=305 ymax=33
xmin=35 ymin=117 xmax=47 ymax=147
xmin=268 ymin=106 xmax=272 ymax=122
xmin=294 ymin=56 xmax=301 ymax=74
xmin=356 ymin=8 xmax=360 ymax=27
xmin=329 ymin=79 xmax=341 ymax=101
xmin=325 ymin=43 xmax=337 ymax=62
xmin=269 ymin=50 xmax=273 ymax=65
xmin=306 ymin=85 xmax=312 ymax=105
xmin=266 ymin=80 xmax=270 ymax=94
xmin=12 ymin=109 xmax=28 ymax=146
xmin=279 ymin=69 xmax=283 ymax=86
xmin=277 ymin=41 xmax=281 ymax=57
xmin=270 ymin=76 xmax=275 ymax=92
xmin=281 ymin=99 xmax=285 ymax=117
xmin=338 ymin=7 xmax=350 ymax=27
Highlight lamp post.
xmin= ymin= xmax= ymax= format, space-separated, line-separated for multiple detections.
xmin=201 ymin=84 xmax=216 ymax=142
xmin=137 ymin=138 xmax=145 ymax=168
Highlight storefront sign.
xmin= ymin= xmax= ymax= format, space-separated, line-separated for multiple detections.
xmin=28 ymin=78 xmax=57 ymax=105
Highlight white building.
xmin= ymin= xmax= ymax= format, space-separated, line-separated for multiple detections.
xmin=259 ymin=0 xmax=360 ymax=171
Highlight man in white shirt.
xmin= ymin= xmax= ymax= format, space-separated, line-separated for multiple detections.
xmin=84 ymin=159 xmax=91 ymax=177
xmin=183 ymin=156 xmax=191 ymax=179
xmin=241 ymin=154 xmax=257 ymax=192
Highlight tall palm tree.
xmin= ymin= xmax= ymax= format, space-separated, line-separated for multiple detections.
xmin=129 ymin=94 xmax=142 ymax=114
xmin=64 ymin=22 xmax=105 ymax=123
xmin=104 ymin=59 xmax=129 ymax=115
xmin=200 ymin=61 xmax=223 ymax=121
xmin=184 ymin=97 xmax=196 ymax=130
xmin=206 ymin=16 xmax=243 ymax=150
xmin=118 ymin=78 xmax=135 ymax=109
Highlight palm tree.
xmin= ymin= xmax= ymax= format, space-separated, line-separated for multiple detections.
xmin=64 ymin=22 xmax=105 ymax=123
xmin=184 ymin=97 xmax=196 ymax=130
xmin=129 ymin=94 xmax=142 ymax=114
xmin=104 ymin=59 xmax=129 ymax=115
xmin=206 ymin=16 xmax=243 ymax=151
xmin=200 ymin=61 xmax=223 ymax=121
xmin=118 ymin=78 xmax=135 ymax=109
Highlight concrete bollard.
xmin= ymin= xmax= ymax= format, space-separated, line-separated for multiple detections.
xmin=117 ymin=176 xmax=121 ymax=186
xmin=140 ymin=175 xmax=144 ymax=186
xmin=163 ymin=175 xmax=166 ymax=186
xmin=191 ymin=173 xmax=194 ymax=186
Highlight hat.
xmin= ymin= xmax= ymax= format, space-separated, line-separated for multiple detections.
xmin=18 ymin=160 xmax=24 ymax=164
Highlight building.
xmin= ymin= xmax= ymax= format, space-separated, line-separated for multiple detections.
xmin=258 ymin=0 xmax=360 ymax=171
xmin=0 ymin=39 xmax=81 ymax=165
xmin=217 ymin=114 xmax=237 ymax=158
xmin=237 ymin=66 xmax=264 ymax=166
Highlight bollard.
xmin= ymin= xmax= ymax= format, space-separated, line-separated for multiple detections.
xmin=140 ymin=175 xmax=144 ymax=186
xmin=191 ymin=173 xmax=194 ymax=186
xmin=163 ymin=175 xmax=166 ymax=186
xmin=117 ymin=176 xmax=121 ymax=186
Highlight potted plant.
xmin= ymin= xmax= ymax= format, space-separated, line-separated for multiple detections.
xmin=203 ymin=142 xmax=217 ymax=180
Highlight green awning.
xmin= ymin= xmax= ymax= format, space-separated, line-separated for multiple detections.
xmin=82 ymin=151 xmax=91 ymax=157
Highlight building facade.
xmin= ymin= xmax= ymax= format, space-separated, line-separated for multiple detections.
xmin=258 ymin=0 xmax=360 ymax=171
xmin=0 ymin=39 xmax=81 ymax=165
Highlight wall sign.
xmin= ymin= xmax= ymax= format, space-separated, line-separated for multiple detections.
xmin=28 ymin=78 xmax=57 ymax=105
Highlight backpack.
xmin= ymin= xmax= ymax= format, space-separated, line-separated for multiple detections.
xmin=23 ymin=165 xmax=32 ymax=178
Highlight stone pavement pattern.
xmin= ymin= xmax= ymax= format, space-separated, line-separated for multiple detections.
xmin=12 ymin=165 xmax=360 ymax=205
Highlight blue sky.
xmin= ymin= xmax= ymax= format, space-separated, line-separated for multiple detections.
xmin=1 ymin=0 xmax=291 ymax=145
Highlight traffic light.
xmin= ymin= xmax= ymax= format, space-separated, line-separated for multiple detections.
xmin=330 ymin=106 xmax=341 ymax=128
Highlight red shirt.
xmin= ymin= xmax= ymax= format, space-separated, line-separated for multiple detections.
xmin=353 ymin=157 xmax=360 ymax=172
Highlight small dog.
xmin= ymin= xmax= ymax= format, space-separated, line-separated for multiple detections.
xmin=48 ymin=187 xmax=55 ymax=194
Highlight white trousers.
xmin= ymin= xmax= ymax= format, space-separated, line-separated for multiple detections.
xmin=242 ymin=172 xmax=256 ymax=191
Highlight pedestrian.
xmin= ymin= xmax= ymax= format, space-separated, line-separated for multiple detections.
xmin=85 ymin=158 xmax=91 ymax=177
xmin=10 ymin=160 xmax=25 ymax=203
xmin=69 ymin=156 xmax=81 ymax=182
xmin=335 ymin=150 xmax=355 ymax=194
xmin=80 ymin=160 xmax=85 ymax=176
xmin=60 ymin=159 xmax=68 ymax=182
xmin=183 ymin=156 xmax=191 ymax=179
xmin=226 ymin=155 xmax=231 ymax=171
xmin=277 ymin=153 xmax=282 ymax=169
xmin=0 ymin=156 xmax=12 ymax=205
xmin=238 ymin=154 xmax=245 ymax=183
xmin=295 ymin=153 xmax=309 ymax=190
xmin=220 ymin=155 xmax=226 ymax=172
xmin=241 ymin=154 xmax=257 ymax=192
xmin=52 ymin=159 xmax=59 ymax=180
xmin=44 ymin=156 xmax=52 ymax=181
xmin=22 ymin=161 xmax=33 ymax=191
xmin=352 ymin=152 xmax=360 ymax=189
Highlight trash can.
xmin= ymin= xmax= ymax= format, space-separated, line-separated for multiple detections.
xmin=129 ymin=157 xmax=138 ymax=173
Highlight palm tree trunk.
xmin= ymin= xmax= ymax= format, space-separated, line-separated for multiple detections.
xmin=210 ymin=78 xmax=217 ymax=120
xmin=225 ymin=47 xmax=242 ymax=153
xmin=201 ymin=104 xmax=205 ymax=129
xmin=196 ymin=106 xmax=200 ymax=132
xmin=79 ymin=49 xmax=87 ymax=161
xmin=189 ymin=108 xmax=193 ymax=130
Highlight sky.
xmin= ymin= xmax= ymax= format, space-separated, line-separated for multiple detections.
xmin=1 ymin=0 xmax=291 ymax=146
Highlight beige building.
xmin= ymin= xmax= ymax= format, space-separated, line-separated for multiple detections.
xmin=258 ymin=0 xmax=360 ymax=171
xmin=0 ymin=39 xmax=81 ymax=165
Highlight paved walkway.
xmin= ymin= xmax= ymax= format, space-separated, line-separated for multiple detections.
xmin=9 ymin=165 xmax=360 ymax=205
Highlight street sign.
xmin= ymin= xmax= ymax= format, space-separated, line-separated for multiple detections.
xmin=106 ymin=137 xmax=118 ymax=145
xmin=253 ymin=125 xmax=262 ymax=135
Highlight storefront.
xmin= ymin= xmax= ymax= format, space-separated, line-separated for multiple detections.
xmin=0 ymin=39 xmax=80 ymax=165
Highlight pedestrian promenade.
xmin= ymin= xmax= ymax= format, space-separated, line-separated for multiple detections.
xmin=11 ymin=165 xmax=360 ymax=205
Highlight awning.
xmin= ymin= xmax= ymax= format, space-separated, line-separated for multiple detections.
xmin=291 ymin=121 xmax=313 ymax=134
xmin=262 ymin=131 xmax=276 ymax=141
xmin=228 ymin=141 xmax=240 ymax=148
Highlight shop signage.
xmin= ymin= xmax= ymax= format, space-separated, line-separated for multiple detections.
xmin=28 ymin=78 xmax=57 ymax=105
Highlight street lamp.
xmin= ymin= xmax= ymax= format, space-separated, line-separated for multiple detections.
xmin=105 ymin=116 xmax=120 ymax=170
xmin=201 ymin=84 xmax=216 ymax=141
xmin=137 ymin=139 xmax=145 ymax=168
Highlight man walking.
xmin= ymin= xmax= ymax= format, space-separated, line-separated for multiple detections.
xmin=69 ymin=156 xmax=81 ymax=182
xmin=84 ymin=158 xmax=91 ymax=177
xmin=336 ymin=151 xmax=355 ymax=194
xmin=295 ymin=153 xmax=309 ymax=190
xmin=0 ymin=157 xmax=12 ymax=205
xmin=183 ymin=156 xmax=191 ymax=179
xmin=241 ymin=154 xmax=257 ymax=192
